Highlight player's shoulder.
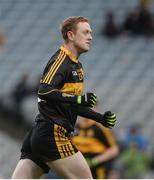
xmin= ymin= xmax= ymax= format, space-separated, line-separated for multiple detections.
xmin=48 ymin=49 xmax=61 ymax=64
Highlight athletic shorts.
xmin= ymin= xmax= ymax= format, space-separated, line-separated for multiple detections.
xmin=20 ymin=121 xmax=78 ymax=173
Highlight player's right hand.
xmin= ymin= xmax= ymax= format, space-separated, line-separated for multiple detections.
xmin=101 ymin=111 xmax=117 ymax=128
xmin=76 ymin=92 xmax=97 ymax=107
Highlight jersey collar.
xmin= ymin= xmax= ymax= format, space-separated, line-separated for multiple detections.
xmin=60 ymin=45 xmax=78 ymax=63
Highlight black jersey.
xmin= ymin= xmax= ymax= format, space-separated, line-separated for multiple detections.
xmin=37 ymin=46 xmax=84 ymax=131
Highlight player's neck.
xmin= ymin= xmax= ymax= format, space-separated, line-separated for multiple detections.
xmin=63 ymin=43 xmax=79 ymax=59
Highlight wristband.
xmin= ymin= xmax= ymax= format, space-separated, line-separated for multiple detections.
xmin=91 ymin=158 xmax=99 ymax=166
xmin=77 ymin=95 xmax=82 ymax=104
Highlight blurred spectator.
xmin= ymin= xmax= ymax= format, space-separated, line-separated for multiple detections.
xmin=12 ymin=73 xmax=30 ymax=114
xmin=122 ymin=0 xmax=154 ymax=37
xmin=119 ymin=142 xmax=150 ymax=178
xmin=72 ymin=116 xmax=119 ymax=179
xmin=101 ymin=12 xmax=120 ymax=39
xmin=122 ymin=10 xmax=139 ymax=36
xmin=140 ymin=0 xmax=151 ymax=8
xmin=122 ymin=124 xmax=149 ymax=152
xmin=137 ymin=1 xmax=153 ymax=36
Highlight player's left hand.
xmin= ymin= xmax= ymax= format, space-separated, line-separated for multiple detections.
xmin=101 ymin=111 xmax=116 ymax=129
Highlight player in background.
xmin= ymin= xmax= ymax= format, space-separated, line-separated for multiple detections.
xmin=72 ymin=113 xmax=119 ymax=179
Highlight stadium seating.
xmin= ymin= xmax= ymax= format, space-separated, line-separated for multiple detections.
xmin=0 ymin=131 xmax=20 ymax=178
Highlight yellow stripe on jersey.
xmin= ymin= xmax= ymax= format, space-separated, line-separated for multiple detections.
xmin=42 ymin=50 xmax=63 ymax=83
xmin=47 ymin=52 xmax=66 ymax=84
xmin=42 ymin=50 xmax=64 ymax=84
xmin=46 ymin=51 xmax=65 ymax=84
xmin=60 ymin=82 xmax=83 ymax=95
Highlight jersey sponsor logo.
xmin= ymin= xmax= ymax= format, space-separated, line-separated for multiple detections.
xmin=72 ymin=71 xmax=78 ymax=76
xmin=72 ymin=69 xmax=84 ymax=81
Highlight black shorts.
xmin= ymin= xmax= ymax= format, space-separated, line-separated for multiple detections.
xmin=20 ymin=121 xmax=78 ymax=173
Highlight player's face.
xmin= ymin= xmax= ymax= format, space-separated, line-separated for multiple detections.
xmin=73 ymin=22 xmax=92 ymax=53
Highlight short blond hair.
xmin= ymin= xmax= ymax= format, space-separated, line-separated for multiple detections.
xmin=60 ymin=16 xmax=89 ymax=41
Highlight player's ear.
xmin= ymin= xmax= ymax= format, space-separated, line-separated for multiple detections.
xmin=67 ymin=31 xmax=75 ymax=41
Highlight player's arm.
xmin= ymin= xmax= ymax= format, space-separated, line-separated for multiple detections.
xmin=87 ymin=126 xmax=119 ymax=167
xmin=86 ymin=144 xmax=119 ymax=168
xmin=76 ymin=106 xmax=117 ymax=129
xmin=38 ymin=84 xmax=96 ymax=107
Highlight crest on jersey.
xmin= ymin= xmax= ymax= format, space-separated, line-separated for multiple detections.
xmin=72 ymin=71 xmax=78 ymax=76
